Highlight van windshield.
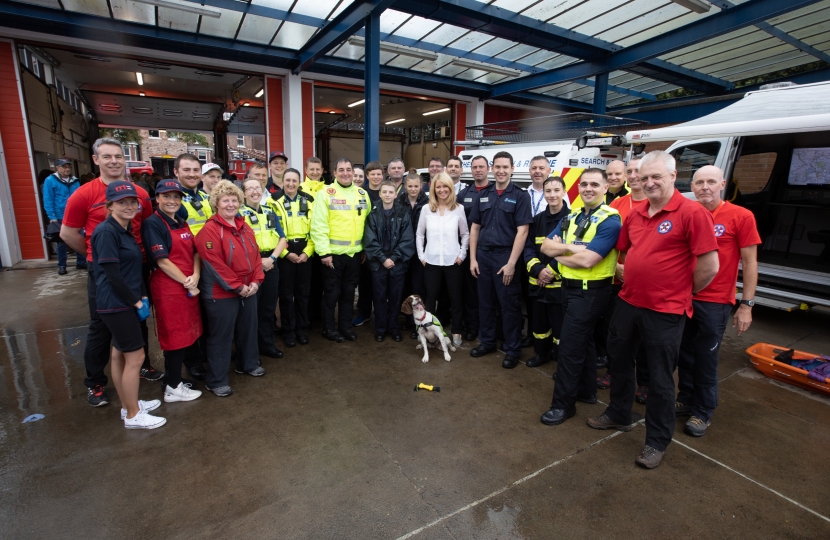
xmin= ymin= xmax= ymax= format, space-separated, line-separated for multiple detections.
xmin=671 ymin=142 xmax=721 ymax=192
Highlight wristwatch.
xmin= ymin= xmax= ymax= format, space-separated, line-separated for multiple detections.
xmin=739 ymin=299 xmax=755 ymax=307
xmin=270 ymin=254 xmax=278 ymax=262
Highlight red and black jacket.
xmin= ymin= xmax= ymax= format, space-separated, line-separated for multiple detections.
xmin=194 ymin=214 xmax=265 ymax=300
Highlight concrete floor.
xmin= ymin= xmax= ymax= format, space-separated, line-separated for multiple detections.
xmin=1 ymin=266 xmax=829 ymax=539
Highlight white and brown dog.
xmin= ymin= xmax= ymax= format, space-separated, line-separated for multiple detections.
xmin=400 ymin=295 xmax=456 ymax=362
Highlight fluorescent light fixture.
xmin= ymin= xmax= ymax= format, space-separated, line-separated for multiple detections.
xmin=129 ymin=0 xmax=222 ymax=18
xmin=255 ymin=88 xmax=264 ymax=98
xmin=385 ymin=118 xmax=405 ymax=125
xmin=348 ymin=99 xmax=365 ymax=107
xmin=329 ymin=110 xmax=337 ymax=114
xmin=139 ymin=92 xmax=145 ymax=96
xmin=136 ymin=72 xmax=144 ymax=86
xmin=243 ymin=102 xmax=250 ymax=106
xmin=423 ymin=107 xmax=450 ymax=116
xmin=348 ymin=37 xmax=438 ymax=62
xmin=670 ymin=0 xmax=711 ymax=13
xmin=450 ymin=58 xmax=522 ymax=78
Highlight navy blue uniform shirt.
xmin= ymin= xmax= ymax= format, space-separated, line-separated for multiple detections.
xmin=141 ymin=210 xmax=189 ymax=269
xmin=92 ymin=216 xmax=144 ymax=313
xmin=470 ymin=181 xmax=533 ymax=248
xmin=458 ymin=182 xmax=492 ymax=228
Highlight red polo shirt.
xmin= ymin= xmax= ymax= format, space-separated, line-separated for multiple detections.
xmin=617 ymin=189 xmax=718 ymax=316
xmin=693 ymin=201 xmax=761 ymax=305
xmin=63 ymin=178 xmax=153 ymax=262
xmin=610 ymin=193 xmax=647 ymax=223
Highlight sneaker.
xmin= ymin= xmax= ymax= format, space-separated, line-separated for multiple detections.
xmin=452 ymin=334 xmax=463 ymax=347
xmin=675 ymin=401 xmax=692 ymax=417
xmin=87 ymin=385 xmax=109 ymax=407
xmin=164 ymin=382 xmax=202 ymax=402
xmin=140 ymin=367 xmax=164 ymax=381
xmin=124 ymin=410 xmax=167 ymax=430
xmin=596 ymin=373 xmax=611 ymax=389
xmin=234 ymin=366 xmax=265 ymax=377
xmin=586 ymin=413 xmax=633 ymax=432
xmin=58 ymin=266 xmax=67 ymax=275
xmin=207 ymin=385 xmax=233 ymax=397
xmin=635 ymin=445 xmax=664 ymax=469
xmin=685 ymin=416 xmax=711 ymax=437
xmin=352 ymin=315 xmax=370 ymax=327
xmin=120 ymin=399 xmax=161 ymax=420
xmin=635 ymin=385 xmax=648 ymax=404
xmin=596 ymin=355 xmax=608 ymax=369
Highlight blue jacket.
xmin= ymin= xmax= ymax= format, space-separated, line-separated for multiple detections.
xmin=42 ymin=172 xmax=80 ymax=220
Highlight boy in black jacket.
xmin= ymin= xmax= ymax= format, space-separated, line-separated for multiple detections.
xmin=363 ymin=181 xmax=415 ymax=342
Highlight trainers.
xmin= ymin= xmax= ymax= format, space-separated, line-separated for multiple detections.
xmin=58 ymin=266 xmax=67 ymax=275
xmin=596 ymin=373 xmax=611 ymax=389
xmin=120 ymin=399 xmax=161 ymax=420
xmin=685 ymin=416 xmax=711 ymax=437
xmin=596 ymin=355 xmax=608 ymax=369
xmin=675 ymin=401 xmax=692 ymax=417
xmin=635 ymin=385 xmax=648 ymax=404
xmin=452 ymin=334 xmax=463 ymax=347
xmin=140 ymin=367 xmax=164 ymax=381
xmin=586 ymin=413 xmax=633 ymax=432
xmin=124 ymin=410 xmax=167 ymax=430
xmin=87 ymin=385 xmax=109 ymax=407
xmin=207 ymin=385 xmax=233 ymax=397
xmin=164 ymin=382 xmax=202 ymax=403
xmin=635 ymin=445 xmax=664 ymax=469
xmin=234 ymin=366 xmax=265 ymax=377
xmin=352 ymin=315 xmax=370 ymax=327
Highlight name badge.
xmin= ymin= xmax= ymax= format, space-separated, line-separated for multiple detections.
xmin=505 ymin=198 xmax=516 ymax=204
xmin=464 ymin=198 xmax=472 ymax=202
xmin=480 ymin=197 xmax=489 ymax=203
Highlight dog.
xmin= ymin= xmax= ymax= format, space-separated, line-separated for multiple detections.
xmin=400 ymin=295 xmax=456 ymax=362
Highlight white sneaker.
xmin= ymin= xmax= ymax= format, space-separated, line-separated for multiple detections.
xmin=123 ymin=410 xmax=167 ymax=430
xmin=120 ymin=399 xmax=161 ymax=420
xmin=452 ymin=334 xmax=463 ymax=347
xmin=164 ymin=382 xmax=202 ymax=402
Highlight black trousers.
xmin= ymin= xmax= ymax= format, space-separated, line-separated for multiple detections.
xmin=83 ymin=267 xmax=151 ymax=388
xmin=551 ymin=284 xmax=611 ymax=409
xmin=256 ymin=263 xmax=280 ymax=349
xmin=532 ymin=292 xmax=564 ymax=358
xmin=371 ymin=268 xmax=406 ymax=334
xmin=164 ymin=341 xmax=200 ymax=389
xmin=203 ymin=296 xmax=259 ymax=388
xmin=477 ymin=249 xmax=523 ymax=357
xmin=403 ymin=255 xmax=426 ymax=326
xmin=460 ymin=255 xmax=479 ymax=336
xmin=308 ymin=255 xmax=324 ymax=325
xmin=321 ymin=253 xmax=361 ymax=333
xmin=605 ymin=299 xmax=686 ymax=452
xmin=519 ymin=264 xmax=533 ymax=336
xmin=277 ymin=257 xmax=311 ymax=339
xmin=594 ymin=285 xmax=621 ymax=359
xmin=424 ymin=263 xmax=464 ymax=334
xmin=357 ymin=259 xmax=373 ymax=318
xmin=677 ymin=300 xmax=732 ymax=422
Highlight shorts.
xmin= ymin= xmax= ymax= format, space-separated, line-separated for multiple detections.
xmin=99 ymin=310 xmax=145 ymax=353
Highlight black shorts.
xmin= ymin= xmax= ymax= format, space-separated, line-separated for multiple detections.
xmin=99 ymin=310 xmax=145 ymax=353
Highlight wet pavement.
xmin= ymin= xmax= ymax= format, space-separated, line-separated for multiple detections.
xmin=1 ymin=266 xmax=829 ymax=539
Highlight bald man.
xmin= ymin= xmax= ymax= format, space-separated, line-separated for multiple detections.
xmin=604 ymin=160 xmax=628 ymax=204
xmin=676 ymin=165 xmax=761 ymax=437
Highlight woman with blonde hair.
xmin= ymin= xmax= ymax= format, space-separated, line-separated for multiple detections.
xmin=416 ymin=172 xmax=470 ymax=347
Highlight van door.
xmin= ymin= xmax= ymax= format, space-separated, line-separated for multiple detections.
xmin=667 ymin=138 xmax=733 ymax=192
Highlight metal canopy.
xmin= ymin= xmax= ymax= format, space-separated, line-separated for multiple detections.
xmin=2 ymin=0 xmax=830 ymax=112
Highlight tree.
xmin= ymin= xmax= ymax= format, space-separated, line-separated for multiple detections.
xmin=167 ymin=131 xmax=210 ymax=147
xmin=99 ymin=128 xmax=142 ymax=144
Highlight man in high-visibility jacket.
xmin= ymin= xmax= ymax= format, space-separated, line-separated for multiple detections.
xmin=310 ymin=157 xmax=371 ymax=342
xmin=174 ymin=153 xmax=213 ymax=236
xmin=539 ymin=168 xmax=622 ymax=426
xmin=302 ymin=156 xmax=325 ymax=195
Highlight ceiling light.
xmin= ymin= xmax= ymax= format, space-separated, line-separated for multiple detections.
xmin=74 ymin=54 xmax=110 ymax=62
xmin=243 ymin=102 xmax=250 ymax=107
xmin=195 ymin=70 xmax=224 ymax=77
xmin=129 ymin=0 xmax=222 ymax=18
xmin=139 ymin=92 xmax=145 ymax=96
xmin=385 ymin=118 xmax=405 ymax=125
xmin=670 ymin=0 xmax=711 ymax=13
xmin=137 ymin=61 xmax=172 ymax=70
xmin=136 ymin=72 xmax=144 ymax=85
xmin=348 ymin=99 xmax=365 ymax=107
xmin=450 ymin=58 xmax=522 ymax=77
xmin=423 ymin=107 xmax=450 ymax=116
xmin=132 ymin=107 xmax=153 ymax=112
xmin=255 ymin=88 xmax=264 ymax=98
xmin=329 ymin=110 xmax=337 ymax=114
xmin=348 ymin=37 xmax=438 ymax=62
xmin=163 ymin=109 xmax=182 ymax=113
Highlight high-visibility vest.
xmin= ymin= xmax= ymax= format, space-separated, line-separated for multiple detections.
xmin=310 ymin=181 xmax=371 ymax=256
xmin=559 ymin=204 xmax=619 ymax=284
xmin=240 ymin=203 xmax=283 ymax=252
xmin=182 ymin=190 xmax=213 ymax=235
xmin=272 ymin=189 xmax=315 ymax=258
xmin=302 ymin=177 xmax=325 ymax=195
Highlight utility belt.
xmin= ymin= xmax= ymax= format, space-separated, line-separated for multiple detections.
xmin=479 ymin=245 xmax=511 ymax=252
xmin=561 ymin=277 xmax=612 ymax=289
xmin=285 ymin=238 xmax=308 ymax=255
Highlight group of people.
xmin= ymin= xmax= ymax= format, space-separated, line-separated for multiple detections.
xmin=54 ymin=137 xmax=760 ymax=471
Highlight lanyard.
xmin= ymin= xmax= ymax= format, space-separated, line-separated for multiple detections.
xmin=710 ymin=201 xmax=725 ymax=220
xmin=530 ymin=188 xmax=543 ymax=215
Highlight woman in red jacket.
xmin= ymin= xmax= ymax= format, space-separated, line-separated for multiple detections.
xmin=195 ymin=180 xmax=265 ymax=397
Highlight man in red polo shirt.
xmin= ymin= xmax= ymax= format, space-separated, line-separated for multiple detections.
xmin=676 ymin=165 xmax=761 ymax=437
xmin=61 ymin=137 xmax=157 ymax=407
xmin=587 ymin=151 xmax=719 ymax=469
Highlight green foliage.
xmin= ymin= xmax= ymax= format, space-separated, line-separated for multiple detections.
xmin=99 ymin=128 xmax=141 ymax=144
xmin=167 ymin=131 xmax=210 ymax=146
xmin=733 ymin=60 xmax=828 ymax=88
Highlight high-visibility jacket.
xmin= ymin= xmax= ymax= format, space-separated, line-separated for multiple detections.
xmin=559 ymin=204 xmax=619 ymax=285
xmin=182 ymin=189 xmax=213 ymax=235
xmin=240 ymin=202 xmax=285 ymax=252
xmin=272 ymin=189 xmax=315 ymax=258
xmin=310 ymin=181 xmax=371 ymax=256
xmin=302 ymin=177 xmax=325 ymax=195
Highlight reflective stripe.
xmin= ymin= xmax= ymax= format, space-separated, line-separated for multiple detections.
xmin=330 ymin=239 xmax=354 ymax=246
xmin=533 ymin=330 xmax=552 ymax=339
xmin=535 ymin=236 xmax=545 ymax=245
xmin=526 ymin=257 xmax=541 ymax=273
xmin=329 ymin=204 xmax=352 ymax=210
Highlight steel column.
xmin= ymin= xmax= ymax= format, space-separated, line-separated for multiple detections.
xmin=592 ymin=73 xmax=608 ymax=114
xmin=363 ymin=12 xmax=380 ymax=166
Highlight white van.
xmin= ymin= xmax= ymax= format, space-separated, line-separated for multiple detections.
xmin=626 ymin=81 xmax=830 ymax=310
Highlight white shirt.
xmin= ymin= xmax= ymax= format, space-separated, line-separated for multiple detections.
xmin=416 ymin=205 xmax=470 ymax=266
xmin=453 ymin=181 xmax=464 ymax=195
xmin=527 ymin=185 xmax=546 ymax=217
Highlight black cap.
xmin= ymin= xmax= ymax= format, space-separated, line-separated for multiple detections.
xmin=155 ymin=179 xmax=185 ymax=195
xmin=55 ymin=158 xmax=71 ymax=166
xmin=269 ymin=150 xmax=287 ymax=163
xmin=105 ymin=180 xmax=138 ymax=202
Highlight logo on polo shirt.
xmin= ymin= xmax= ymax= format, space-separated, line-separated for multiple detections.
xmin=658 ymin=220 xmax=673 ymax=234
xmin=326 ymin=188 xmax=336 ymax=195
xmin=714 ymin=224 xmax=726 ymax=237
xmin=206 ymin=241 xmax=213 ymax=249
xmin=151 ymin=244 xmax=163 ymax=252
xmin=505 ymin=198 xmax=516 ymax=204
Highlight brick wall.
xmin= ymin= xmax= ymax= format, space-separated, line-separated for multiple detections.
xmin=732 ymin=152 xmax=777 ymax=194
xmin=139 ymin=130 xmax=187 ymax=159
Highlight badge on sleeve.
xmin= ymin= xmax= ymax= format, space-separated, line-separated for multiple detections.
xmin=657 ymin=220 xmax=673 ymax=234
xmin=358 ymin=189 xmax=366 ymax=195
xmin=206 ymin=241 xmax=213 ymax=249
xmin=326 ymin=188 xmax=336 ymax=195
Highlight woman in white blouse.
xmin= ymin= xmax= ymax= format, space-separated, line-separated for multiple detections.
xmin=416 ymin=172 xmax=470 ymax=347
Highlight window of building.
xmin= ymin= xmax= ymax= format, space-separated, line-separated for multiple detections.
xmin=237 ymin=135 xmax=245 ymax=148
xmin=149 ymin=130 xmax=160 ymax=139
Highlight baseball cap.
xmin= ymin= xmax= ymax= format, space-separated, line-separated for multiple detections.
xmin=55 ymin=158 xmax=71 ymax=166
xmin=105 ymin=180 xmax=138 ymax=202
xmin=155 ymin=179 xmax=185 ymax=195
xmin=202 ymin=162 xmax=223 ymax=175
xmin=269 ymin=151 xmax=288 ymax=163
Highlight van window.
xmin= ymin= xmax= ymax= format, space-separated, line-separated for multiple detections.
xmin=671 ymin=142 xmax=721 ymax=192
xmin=732 ymin=152 xmax=776 ymax=194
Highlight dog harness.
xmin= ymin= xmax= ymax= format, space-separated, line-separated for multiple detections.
xmin=415 ymin=313 xmax=447 ymax=345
